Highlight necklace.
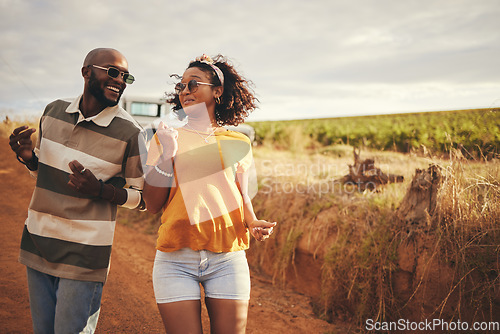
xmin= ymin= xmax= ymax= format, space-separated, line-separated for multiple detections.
xmin=184 ymin=124 xmax=218 ymax=143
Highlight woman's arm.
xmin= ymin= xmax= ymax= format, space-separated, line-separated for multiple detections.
xmin=143 ymin=122 xmax=178 ymax=214
xmin=143 ymin=161 xmax=174 ymax=214
xmin=236 ymin=169 xmax=277 ymax=241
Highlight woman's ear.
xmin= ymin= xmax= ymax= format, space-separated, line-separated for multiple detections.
xmin=214 ymin=86 xmax=224 ymax=99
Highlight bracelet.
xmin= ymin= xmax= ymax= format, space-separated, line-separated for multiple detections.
xmin=155 ymin=165 xmax=173 ymax=177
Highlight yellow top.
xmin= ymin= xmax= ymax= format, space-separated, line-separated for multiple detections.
xmin=147 ymin=128 xmax=253 ymax=253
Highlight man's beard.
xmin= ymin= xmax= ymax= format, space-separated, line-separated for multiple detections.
xmin=88 ymin=71 xmax=122 ymax=107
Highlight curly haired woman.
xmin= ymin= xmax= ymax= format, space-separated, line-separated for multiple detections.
xmin=143 ymin=54 xmax=276 ymax=334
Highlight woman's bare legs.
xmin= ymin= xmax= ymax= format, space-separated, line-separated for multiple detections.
xmin=205 ymin=298 xmax=249 ymax=334
xmin=157 ymin=300 xmax=203 ymax=334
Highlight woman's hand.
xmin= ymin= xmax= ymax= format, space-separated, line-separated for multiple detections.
xmin=249 ymin=220 xmax=277 ymax=242
xmin=156 ymin=121 xmax=178 ymax=159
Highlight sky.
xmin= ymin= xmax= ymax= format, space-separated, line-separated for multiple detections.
xmin=1 ymin=0 xmax=500 ymax=122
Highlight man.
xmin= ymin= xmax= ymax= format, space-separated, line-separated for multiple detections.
xmin=8 ymin=48 xmax=145 ymax=333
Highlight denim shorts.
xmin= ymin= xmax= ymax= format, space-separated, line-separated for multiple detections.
xmin=152 ymin=248 xmax=250 ymax=304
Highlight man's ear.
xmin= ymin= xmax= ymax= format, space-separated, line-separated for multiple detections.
xmin=81 ymin=66 xmax=91 ymax=79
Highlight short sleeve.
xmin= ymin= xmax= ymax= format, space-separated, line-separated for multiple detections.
xmin=236 ymin=140 xmax=253 ymax=173
xmin=217 ymin=131 xmax=253 ymax=174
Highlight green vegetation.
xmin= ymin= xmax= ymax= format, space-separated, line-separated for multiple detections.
xmin=249 ymin=108 xmax=500 ymax=159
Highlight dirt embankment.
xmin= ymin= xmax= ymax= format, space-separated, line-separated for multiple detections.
xmin=0 ymin=138 xmax=346 ymax=333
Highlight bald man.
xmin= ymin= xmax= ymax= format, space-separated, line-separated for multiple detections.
xmin=9 ymin=48 xmax=146 ymax=333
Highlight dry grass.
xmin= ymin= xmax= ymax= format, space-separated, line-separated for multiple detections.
xmin=249 ymin=145 xmax=500 ymax=326
xmin=1 ymin=116 xmax=39 ymax=140
xmin=423 ymin=153 xmax=500 ymax=321
xmin=249 ymin=146 xmax=428 ymax=320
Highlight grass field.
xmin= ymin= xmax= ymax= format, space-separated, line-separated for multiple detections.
xmin=248 ymin=144 xmax=499 ymax=325
xmin=246 ymin=109 xmax=499 ymax=325
xmin=249 ymin=108 xmax=500 ymax=160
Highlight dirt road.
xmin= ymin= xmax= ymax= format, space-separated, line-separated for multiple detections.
xmin=0 ymin=138 xmax=343 ymax=333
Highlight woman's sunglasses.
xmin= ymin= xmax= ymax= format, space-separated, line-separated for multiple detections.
xmin=175 ymin=79 xmax=213 ymax=95
xmin=91 ymin=65 xmax=135 ymax=84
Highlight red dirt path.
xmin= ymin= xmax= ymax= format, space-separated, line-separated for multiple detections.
xmin=0 ymin=138 xmax=347 ymax=333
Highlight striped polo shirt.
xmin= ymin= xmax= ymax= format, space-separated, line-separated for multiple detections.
xmin=19 ymin=96 xmax=145 ymax=283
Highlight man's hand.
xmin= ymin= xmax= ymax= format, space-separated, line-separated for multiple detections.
xmin=67 ymin=160 xmax=101 ymax=197
xmin=9 ymin=125 xmax=36 ymax=162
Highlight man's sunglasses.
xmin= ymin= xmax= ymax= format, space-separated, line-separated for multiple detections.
xmin=175 ymin=79 xmax=213 ymax=95
xmin=91 ymin=65 xmax=135 ymax=84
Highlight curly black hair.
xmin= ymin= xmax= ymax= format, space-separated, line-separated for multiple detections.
xmin=166 ymin=55 xmax=258 ymax=126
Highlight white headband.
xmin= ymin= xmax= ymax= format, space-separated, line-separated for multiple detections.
xmin=196 ymin=54 xmax=224 ymax=86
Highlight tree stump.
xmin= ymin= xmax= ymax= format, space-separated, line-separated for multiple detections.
xmin=341 ymin=148 xmax=404 ymax=191
xmin=395 ymin=164 xmax=443 ymax=230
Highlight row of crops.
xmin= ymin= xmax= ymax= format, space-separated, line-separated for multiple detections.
xmin=249 ymin=108 xmax=499 ymax=158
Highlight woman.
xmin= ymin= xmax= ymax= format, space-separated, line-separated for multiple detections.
xmin=143 ymin=54 xmax=276 ymax=334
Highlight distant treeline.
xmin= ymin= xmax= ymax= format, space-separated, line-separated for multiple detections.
xmin=248 ymin=108 xmax=500 ymax=159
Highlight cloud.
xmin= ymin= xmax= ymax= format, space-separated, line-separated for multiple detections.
xmin=1 ymin=0 xmax=500 ymax=121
